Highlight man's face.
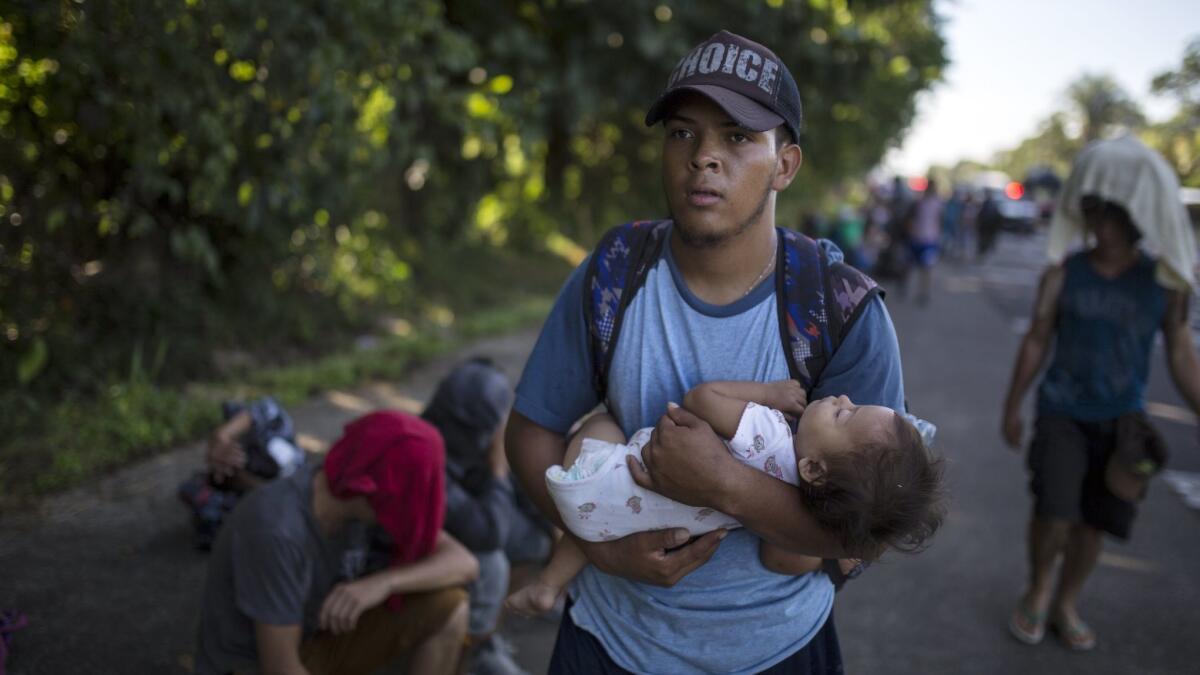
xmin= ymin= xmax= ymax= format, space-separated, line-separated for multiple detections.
xmin=661 ymin=94 xmax=786 ymax=248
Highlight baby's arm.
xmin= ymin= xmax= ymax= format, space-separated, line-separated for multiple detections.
xmin=505 ymin=535 xmax=588 ymax=617
xmin=682 ymin=380 xmax=807 ymax=438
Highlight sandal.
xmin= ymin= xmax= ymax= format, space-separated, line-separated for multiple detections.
xmin=1050 ymin=615 xmax=1097 ymax=651
xmin=1008 ymin=601 xmax=1047 ymax=645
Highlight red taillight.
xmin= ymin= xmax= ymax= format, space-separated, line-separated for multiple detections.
xmin=1005 ymin=182 xmax=1024 ymax=200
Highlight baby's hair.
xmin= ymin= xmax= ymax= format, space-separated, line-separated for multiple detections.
xmin=797 ymin=412 xmax=945 ymax=561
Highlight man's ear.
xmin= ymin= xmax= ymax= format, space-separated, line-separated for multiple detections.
xmin=798 ymin=456 xmax=826 ymax=485
xmin=772 ymin=142 xmax=803 ymax=191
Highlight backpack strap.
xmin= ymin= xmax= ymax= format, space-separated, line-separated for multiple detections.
xmin=776 ymin=228 xmax=881 ymax=393
xmin=583 ymin=220 xmax=671 ymax=403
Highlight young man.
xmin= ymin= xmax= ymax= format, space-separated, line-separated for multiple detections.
xmin=1002 ymin=136 xmax=1200 ymax=651
xmin=507 ymin=31 xmax=906 ymax=674
xmin=195 ymin=410 xmax=478 ymax=675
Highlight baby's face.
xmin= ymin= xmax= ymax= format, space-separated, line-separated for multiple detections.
xmin=793 ymin=395 xmax=897 ymax=466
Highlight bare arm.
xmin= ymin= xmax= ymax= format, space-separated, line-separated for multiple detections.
xmin=207 ymin=410 xmax=253 ymax=484
xmin=1162 ymin=289 xmax=1200 ymax=418
xmin=255 ymin=623 xmax=309 ymax=675
xmin=634 ymin=405 xmax=846 ymax=557
xmin=682 ymin=380 xmax=807 ymax=439
xmin=318 ymin=531 xmax=477 ymax=635
xmin=1002 ymin=265 xmax=1064 ymax=448
xmin=505 ymin=409 xmax=723 ymax=586
xmin=505 ymin=410 xmax=569 ymax=530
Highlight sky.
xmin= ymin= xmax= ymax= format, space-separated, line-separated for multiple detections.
xmin=884 ymin=0 xmax=1200 ymax=176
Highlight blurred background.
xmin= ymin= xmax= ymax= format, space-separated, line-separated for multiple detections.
xmin=2 ymin=1 xmax=1199 ymax=673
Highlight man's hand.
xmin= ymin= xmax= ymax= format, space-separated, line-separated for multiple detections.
xmin=629 ymin=403 xmax=737 ymax=507
xmin=318 ymin=574 xmax=392 ymax=635
xmin=206 ymin=431 xmax=247 ymax=484
xmin=576 ymin=528 xmax=726 ymax=587
xmin=766 ymin=380 xmax=807 ymax=422
xmin=1002 ymin=406 xmax=1023 ymax=451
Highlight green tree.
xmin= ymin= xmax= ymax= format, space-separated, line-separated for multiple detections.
xmin=1145 ymin=37 xmax=1200 ymax=186
xmin=1066 ymin=73 xmax=1145 ymax=143
xmin=0 ymin=0 xmax=948 ymax=440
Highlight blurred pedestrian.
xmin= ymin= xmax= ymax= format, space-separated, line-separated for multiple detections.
xmin=940 ymin=186 xmax=966 ymax=261
xmin=1001 ymin=136 xmax=1200 ymax=651
xmin=976 ymin=190 xmax=1001 ymax=259
xmin=423 ymin=357 xmax=552 ymax=675
xmin=904 ymin=179 xmax=943 ymax=305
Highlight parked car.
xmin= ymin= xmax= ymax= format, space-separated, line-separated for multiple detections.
xmin=975 ymin=171 xmax=1040 ymax=234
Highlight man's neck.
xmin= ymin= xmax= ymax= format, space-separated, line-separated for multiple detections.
xmin=670 ymin=221 xmax=778 ymax=306
xmin=1089 ymin=242 xmax=1139 ymax=275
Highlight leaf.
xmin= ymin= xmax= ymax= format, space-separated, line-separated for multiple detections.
xmin=17 ymin=338 xmax=49 ymax=385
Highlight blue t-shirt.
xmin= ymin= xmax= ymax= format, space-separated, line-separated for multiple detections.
xmin=1037 ymin=251 xmax=1168 ymax=421
xmin=515 ymin=229 xmax=905 ymax=674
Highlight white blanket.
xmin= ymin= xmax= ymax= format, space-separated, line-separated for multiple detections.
xmin=1046 ymin=135 xmax=1196 ymax=292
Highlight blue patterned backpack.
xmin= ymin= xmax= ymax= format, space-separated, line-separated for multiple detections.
xmin=583 ymin=219 xmax=882 ymax=403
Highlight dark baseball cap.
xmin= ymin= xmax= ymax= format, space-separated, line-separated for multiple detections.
xmin=645 ymin=30 xmax=803 ymax=143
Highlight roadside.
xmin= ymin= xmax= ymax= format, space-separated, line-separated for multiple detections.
xmin=0 ymin=324 xmax=549 ymax=675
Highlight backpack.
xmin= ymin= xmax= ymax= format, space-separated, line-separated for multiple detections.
xmin=583 ymin=219 xmax=882 ymax=403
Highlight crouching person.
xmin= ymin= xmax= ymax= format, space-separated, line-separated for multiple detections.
xmin=195 ymin=410 xmax=479 ymax=675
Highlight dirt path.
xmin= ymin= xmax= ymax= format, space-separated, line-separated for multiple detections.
xmin=0 ymin=325 xmax=557 ymax=674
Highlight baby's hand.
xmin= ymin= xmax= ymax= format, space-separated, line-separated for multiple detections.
xmin=767 ymin=380 xmax=807 ymax=420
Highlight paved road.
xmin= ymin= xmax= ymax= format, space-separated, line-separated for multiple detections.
xmin=3 ymin=232 xmax=1198 ymax=674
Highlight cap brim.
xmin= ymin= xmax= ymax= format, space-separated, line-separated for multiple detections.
xmin=645 ymin=85 xmax=784 ymax=133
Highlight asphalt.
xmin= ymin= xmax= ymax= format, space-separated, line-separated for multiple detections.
xmin=2 ymin=232 xmax=1199 ymax=674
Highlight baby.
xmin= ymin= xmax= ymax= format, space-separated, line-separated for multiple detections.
xmin=506 ymin=379 xmax=944 ymax=616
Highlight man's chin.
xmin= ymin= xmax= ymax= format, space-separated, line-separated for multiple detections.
xmin=671 ymin=213 xmax=739 ymax=249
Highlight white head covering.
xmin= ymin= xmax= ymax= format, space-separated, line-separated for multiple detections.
xmin=1046 ymin=135 xmax=1196 ymax=292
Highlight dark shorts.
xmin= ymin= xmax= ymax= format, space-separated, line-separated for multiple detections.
xmin=1027 ymin=415 xmax=1137 ymax=539
xmin=909 ymin=242 xmax=939 ymax=267
xmin=547 ymin=599 xmax=843 ymax=674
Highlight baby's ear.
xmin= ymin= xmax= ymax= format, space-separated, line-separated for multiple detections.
xmin=798 ymin=457 xmax=827 ymax=485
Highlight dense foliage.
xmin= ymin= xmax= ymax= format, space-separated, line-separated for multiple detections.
xmin=0 ymin=0 xmax=946 ymax=421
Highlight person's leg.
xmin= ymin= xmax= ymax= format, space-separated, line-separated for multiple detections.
xmin=1012 ymin=416 xmax=1088 ymax=643
xmin=507 ymin=535 xmax=588 ymax=616
xmin=468 ymin=549 xmax=510 ymax=638
xmin=563 ymin=413 xmax=625 ymax=470
xmin=301 ymin=587 xmax=467 ymax=675
xmin=1023 ymin=516 xmax=1069 ymax=616
xmin=409 ymin=595 xmax=469 ymax=675
xmin=1051 ymin=523 xmax=1103 ymax=633
xmin=918 ymin=265 xmax=932 ymax=304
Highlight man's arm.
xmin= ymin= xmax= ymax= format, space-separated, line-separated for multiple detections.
xmin=1162 ymin=289 xmax=1200 ymax=418
xmin=318 ymin=530 xmax=477 ymax=635
xmin=506 ymin=410 xmax=724 ymax=586
xmin=633 ymin=405 xmax=845 ymax=557
xmin=682 ymin=380 xmax=806 ymax=439
xmin=255 ymin=623 xmax=309 ymax=675
xmin=1002 ymin=265 xmax=1064 ymax=448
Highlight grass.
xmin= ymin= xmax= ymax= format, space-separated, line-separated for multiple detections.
xmin=0 ymin=284 xmax=559 ymax=507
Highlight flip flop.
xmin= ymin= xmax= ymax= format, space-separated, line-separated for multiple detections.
xmin=1050 ymin=615 xmax=1097 ymax=651
xmin=1008 ymin=602 xmax=1047 ymax=645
